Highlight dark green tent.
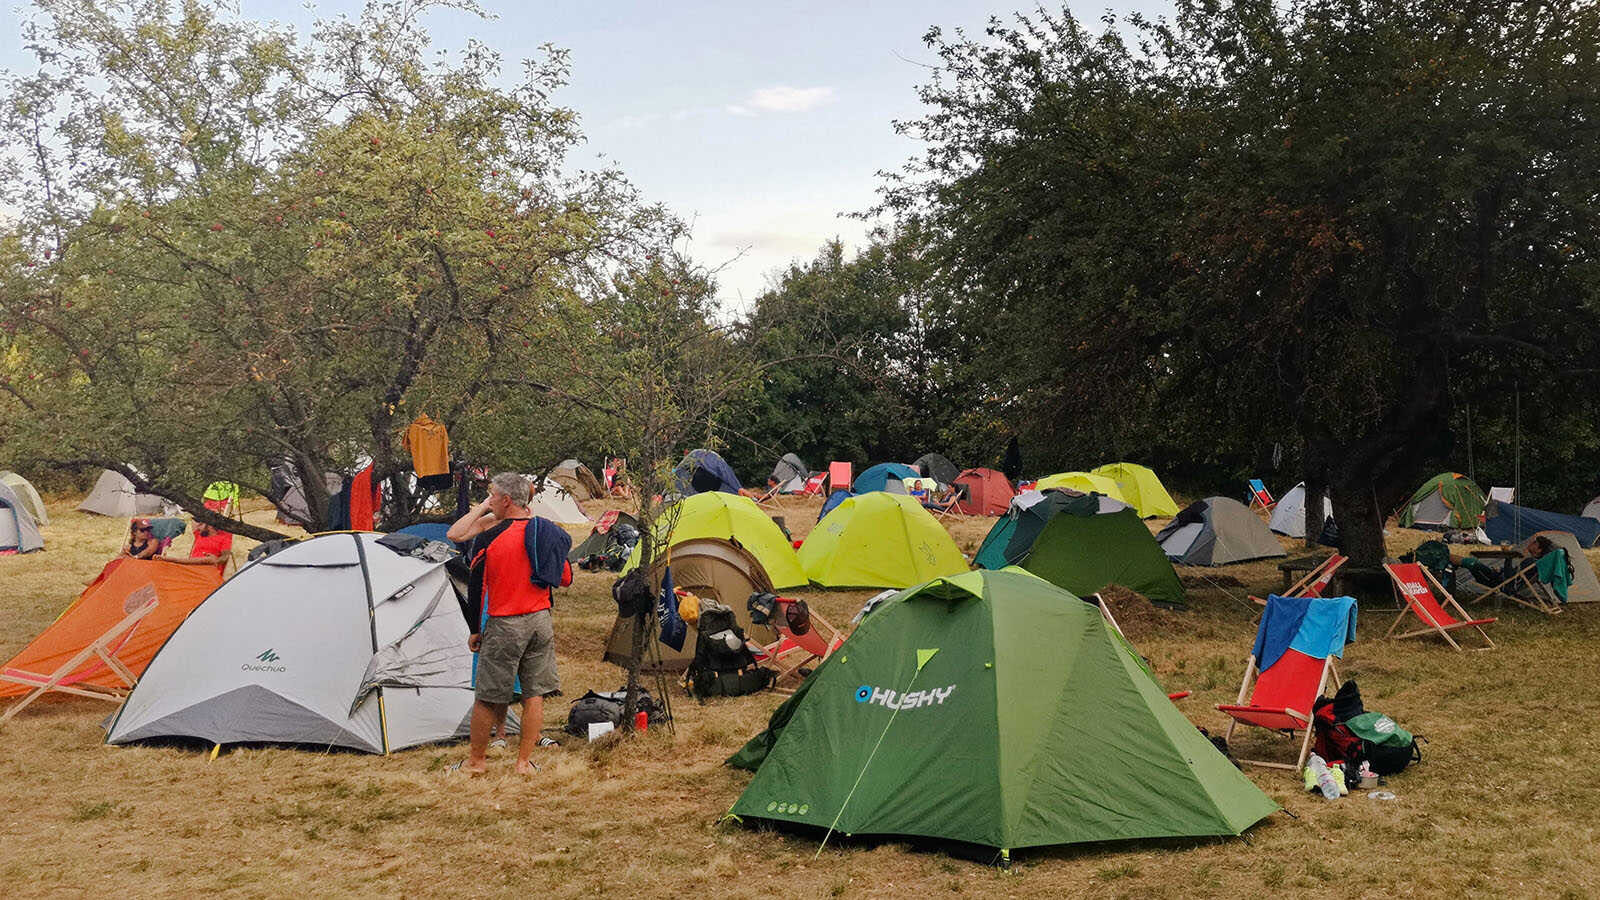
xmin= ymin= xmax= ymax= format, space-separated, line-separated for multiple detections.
xmin=1021 ymin=504 xmax=1187 ymax=608
xmin=974 ymin=490 xmax=1103 ymax=570
xmin=727 ymin=570 xmax=1274 ymax=857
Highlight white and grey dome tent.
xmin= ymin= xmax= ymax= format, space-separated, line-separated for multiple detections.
xmin=0 ymin=479 xmax=44 ymax=553
xmin=1269 ymin=483 xmax=1336 ymax=540
xmin=77 ymin=468 xmax=174 ymax=517
xmin=106 ymin=532 xmax=487 ymax=753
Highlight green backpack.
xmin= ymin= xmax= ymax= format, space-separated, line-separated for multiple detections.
xmin=1346 ymin=712 xmax=1421 ymax=775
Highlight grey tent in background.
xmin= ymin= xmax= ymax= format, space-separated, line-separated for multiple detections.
xmin=1157 ymin=497 xmax=1286 ymax=566
xmin=77 ymin=469 xmax=173 ymax=518
xmin=1584 ymin=496 xmax=1600 ymax=522
xmin=769 ymin=453 xmax=810 ymax=492
xmin=269 ymin=463 xmax=343 ymax=527
xmin=1537 ymin=530 xmax=1600 ymax=604
xmin=912 ymin=452 xmax=961 ymax=486
xmin=0 ymin=480 xmax=45 ymax=553
xmin=1269 ymin=483 xmax=1336 ymax=539
xmin=552 ymin=459 xmax=604 ymax=500
xmin=0 ymin=471 xmax=48 ymax=527
xmin=106 ymin=532 xmax=492 ymax=753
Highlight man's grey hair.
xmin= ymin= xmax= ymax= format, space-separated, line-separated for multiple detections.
xmin=490 ymin=472 xmax=530 ymax=507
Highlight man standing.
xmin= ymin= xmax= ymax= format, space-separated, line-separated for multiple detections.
xmin=447 ymin=473 xmax=572 ymax=775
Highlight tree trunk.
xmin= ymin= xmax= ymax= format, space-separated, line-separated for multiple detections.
xmin=1328 ymin=477 xmax=1385 ymax=569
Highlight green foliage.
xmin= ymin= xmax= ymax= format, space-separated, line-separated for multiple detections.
xmin=726 ymin=237 xmax=958 ymax=477
xmin=873 ymin=1 xmax=1600 ymax=547
xmin=0 ymin=0 xmax=676 ymax=533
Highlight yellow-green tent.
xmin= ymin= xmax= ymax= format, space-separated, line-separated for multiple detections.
xmin=799 ymin=492 xmax=969 ymax=588
xmin=625 ymin=492 xmax=807 ymax=589
xmin=1092 ymin=462 xmax=1180 ymax=518
xmin=1035 ymin=471 xmax=1125 ymax=501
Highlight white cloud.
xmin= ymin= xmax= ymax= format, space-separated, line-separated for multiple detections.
xmin=745 ymin=85 xmax=835 ymax=113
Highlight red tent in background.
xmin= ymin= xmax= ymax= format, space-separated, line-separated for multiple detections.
xmin=954 ymin=468 xmax=1016 ymax=517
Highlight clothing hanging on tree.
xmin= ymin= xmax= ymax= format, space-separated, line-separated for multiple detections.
xmin=402 ymin=414 xmax=451 ymax=477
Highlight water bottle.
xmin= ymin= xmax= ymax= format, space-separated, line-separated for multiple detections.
xmin=1308 ymin=753 xmax=1340 ymax=800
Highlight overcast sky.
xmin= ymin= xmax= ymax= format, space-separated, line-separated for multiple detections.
xmin=0 ymin=1 xmax=1171 ymax=308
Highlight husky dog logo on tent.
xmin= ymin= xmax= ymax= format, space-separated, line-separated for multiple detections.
xmin=106 ymin=533 xmax=488 ymax=753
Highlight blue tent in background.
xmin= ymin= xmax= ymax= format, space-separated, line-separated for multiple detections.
xmin=673 ymin=449 xmax=742 ymax=495
xmin=1483 ymin=502 xmax=1600 ymax=548
xmin=397 ymin=522 xmax=452 ymax=543
xmin=854 ymin=462 xmax=919 ymax=494
xmin=818 ymin=489 xmax=852 ymax=522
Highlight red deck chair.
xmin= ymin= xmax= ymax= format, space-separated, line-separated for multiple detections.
xmin=1251 ymin=554 xmax=1347 ymax=606
xmin=1383 ymin=563 xmax=1496 ymax=650
xmin=826 ymin=461 xmax=852 ymax=493
xmin=760 ymin=597 xmax=846 ymax=692
xmin=800 ymin=472 xmax=827 ymax=496
xmin=1247 ymin=478 xmax=1276 ymax=512
xmin=1217 ymin=594 xmax=1353 ymax=770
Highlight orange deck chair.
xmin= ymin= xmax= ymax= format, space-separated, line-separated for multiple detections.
xmin=1251 ymin=554 xmax=1347 ymax=606
xmin=1383 ymin=562 xmax=1496 ymax=650
xmin=0 ymin=559 xmax=223 ymax=722
xmin=1217 ymin=594 xmax=1357 ymax=770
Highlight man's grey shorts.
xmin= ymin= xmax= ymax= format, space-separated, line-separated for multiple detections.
xmin=475 ymin=609 xmax=558 ymax=704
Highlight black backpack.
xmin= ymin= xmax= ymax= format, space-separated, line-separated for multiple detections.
xmin=686 ymin=605 xmax=767 ymax=699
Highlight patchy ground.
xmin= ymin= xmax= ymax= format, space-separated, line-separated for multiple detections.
xmin=2 ymin=490 xmax=1598 ymax=898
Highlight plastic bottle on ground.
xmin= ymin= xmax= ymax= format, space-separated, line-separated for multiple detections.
xmin=1308 ymin=753 xmax=1340 ymax=800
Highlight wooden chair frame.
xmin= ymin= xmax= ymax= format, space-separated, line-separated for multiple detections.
xmin=1221 ymin=652 xmax=1341 ymax=771
xmin=1251 ymin=554 xmax=1347 ymax=606
xmin=763 ymin=601 xmax=845 ymax=694
xmin=1476 ymin=557 xmax=1564 ymax=616
xmin=1383 ymin=563 xmax=1497 ymax=650
xmin=1 ymin=589 xmax=158 ymax=725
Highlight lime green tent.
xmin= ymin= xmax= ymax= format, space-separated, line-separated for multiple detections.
xmin=1397 ymin=472 xmax=1486 ymax=530
xmin=728 ymin=569 xmax=1276 ymax=856
xmin=798 ymin=492 xmax=968 ymax=588
xmin=1022 ymin=503 xmax=1186 ymax=608
xmin=1034 ymin=471 xmax=1125 ymax=501
xmin=625 ymin=492 xmax=807 ymax=589
xmin=1092 ymin=462 xmax=1180 ymax=518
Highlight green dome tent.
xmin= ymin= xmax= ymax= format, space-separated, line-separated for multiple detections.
xmin=1398 ymin=472 xmax=1486 ymax=530
xmin=727 ymin=569 xmax=1275 ymax=857
xmin=1022 ymin=502 xmax=1186 ymax=609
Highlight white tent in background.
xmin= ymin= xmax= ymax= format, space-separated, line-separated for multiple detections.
xmin=1584 ymin=496 xmax=1600 ymax=522
xmin=0 ymin=480 xmax=45 ymax=553
xmin=1269 ymin=483 xmax=1335 ymax=539
xmin=0 ymin=471 xmax=48 ymax=526
xmin=76 ymin=469 xmax=173 ymax=517
xmin=106 ymin=533 xmax=490 ymax=753
xmin=526 ymin=476 xmax=589 ymax=524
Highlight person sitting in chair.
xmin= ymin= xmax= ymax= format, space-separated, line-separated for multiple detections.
xmin=121 ymin=519 xmax=160 ymax=559
xmin=167 ymin=519 xmax=235 ymax=573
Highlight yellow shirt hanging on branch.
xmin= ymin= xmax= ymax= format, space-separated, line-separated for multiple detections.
xmin=402 ymin=413 xmax=450 ymax=477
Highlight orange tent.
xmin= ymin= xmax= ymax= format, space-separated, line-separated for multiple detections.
xmin=0 ymin=558 xmax=222 ymax=699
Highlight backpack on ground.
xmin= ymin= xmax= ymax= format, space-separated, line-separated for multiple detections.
xmin=686 ymin=601 xmax=768 ymax=699
xmin=1345 ymin=711 xmax=1422 ymax=775
xmin=564 ymin=687 xmax=666 ymax=736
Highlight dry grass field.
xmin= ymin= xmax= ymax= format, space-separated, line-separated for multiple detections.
xmin=3 ymin=490 xmax=1600 ymax=898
